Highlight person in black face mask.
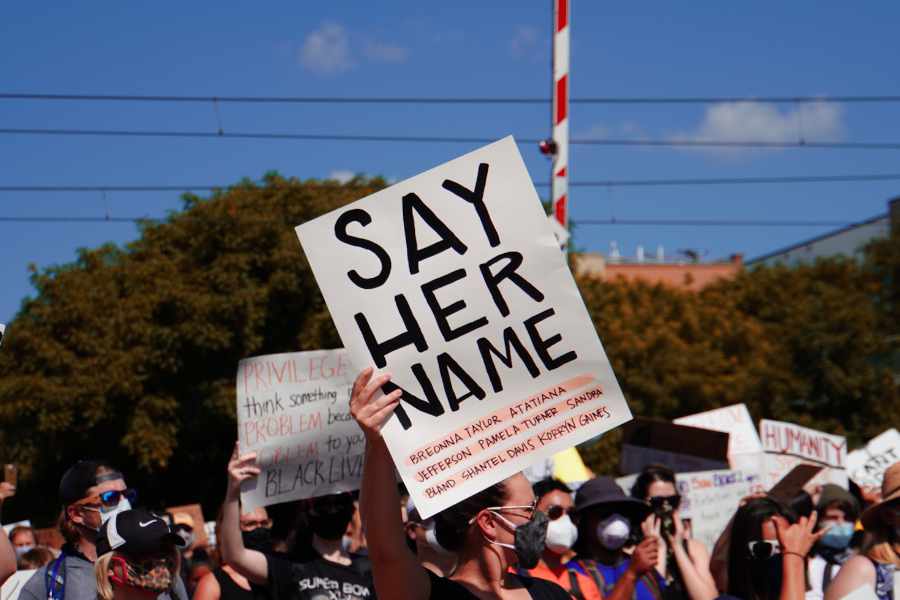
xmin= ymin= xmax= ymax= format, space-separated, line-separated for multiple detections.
xmin=348 ymin=367 xmax=570 ymax=600
xmin=194 ymin=507 xmax=273 ymax=600
xmin=220 ymin=444 xmax=376 ymax=600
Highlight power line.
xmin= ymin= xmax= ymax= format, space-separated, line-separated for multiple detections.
xmin=0 ymin=215 xmax=854 ymax=227
xmin=2 ymin=127 xmax=899 ymax=150
xmin=576 ymin=218 xmax=852 ymax=227
xmin=3 ymin=172 xmax=900 ymax=193
xmin=3 ymin=92 xmax=900 ymax=105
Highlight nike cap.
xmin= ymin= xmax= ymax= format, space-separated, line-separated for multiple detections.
xmin=96 ymin=508 xmax=186 ymax=557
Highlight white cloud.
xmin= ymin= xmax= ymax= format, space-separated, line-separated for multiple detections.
xmin=299 ymin=22 xmax=354 ymax=74
xmin=328 ymin=170 xmax=356 ymax=183
xmin=363 ymin=41 xmax=409 ymax=63
xmin=510 ymin=25 xmax=540 ymax=59
xmin=673 ymin=101 xmax=843 ymax=155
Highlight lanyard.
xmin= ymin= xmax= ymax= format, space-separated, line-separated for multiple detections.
xmin=46 ymin=553 xmax=66 ymax=600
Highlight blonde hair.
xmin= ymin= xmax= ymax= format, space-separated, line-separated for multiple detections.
xmin=94 ymin=550 xmax=181 ymax=600
xmin=95 ymin=553 xmax=115 ymax=600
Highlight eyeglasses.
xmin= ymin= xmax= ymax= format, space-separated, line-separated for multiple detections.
xmin=546 ymin=504 xmax=575 ymax=521
xmin=747 ymin=540 xmax=781 ymax=560
xmin=648 ymin=494 xmax=681 ymax=511
xmin=471 ymin=498 xmax=538 ymax=524
xmin=76 ymin=488 xmax=138 ymax=509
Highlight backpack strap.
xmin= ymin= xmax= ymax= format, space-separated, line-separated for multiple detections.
xmin=565 ymin=568 xmax=585 ymax=600
xmin=580 ymin=560 xmax=612 ymax=597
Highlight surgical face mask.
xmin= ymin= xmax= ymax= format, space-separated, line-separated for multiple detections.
xmin=819 ymin=521 xmax=855 ymax=550
xmin=423 ymin=521 xmax=454 ymax=556
xmin=545 ymin=514 xmax=578 ymax=554
xmin=597 ymin=514 xmax=630 ymax=551
xmin=14 ymin=545 xmax=34 ymax=559
xmin=175 ymin=528 xmax=194 ymax=549
xmin=484 ymin=510 xmax=549 ymax=569
xmin=84 ymin=497 xmax=132 ymax=530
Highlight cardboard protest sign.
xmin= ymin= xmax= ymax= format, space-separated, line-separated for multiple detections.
xmin=759 ymin=419 xmax=847 ymax=489
xmin=236 ymin=349 xmax=362 ymax=509
xmin=617 ymin=469 xmax=760 ymax=550
xmin=296 ymin=136 xmax=632 ymax=518
xmin=674 ymin=404 xmax=764 ymax=476
xmin=846 ymin=428 xmax=900 ymax=489
xmin=620 ymin=418 xmax=729 ymax=475
xmin=768 ymin=464 xmax=822 ymax=505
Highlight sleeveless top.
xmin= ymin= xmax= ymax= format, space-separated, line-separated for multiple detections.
xmin=212 ymin=568 xmax=267 ymax=600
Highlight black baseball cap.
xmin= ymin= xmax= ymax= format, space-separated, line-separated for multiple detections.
xmin=59 ymin=460 xmax=124 ymax=506
xmin=96 ymin=508 xmax=185 ymax=557
xmin=574 ymin=476 xmax=651 ymax=521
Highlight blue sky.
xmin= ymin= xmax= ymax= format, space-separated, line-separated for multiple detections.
xmin=2 ymin=2 xmax=900 ymax=323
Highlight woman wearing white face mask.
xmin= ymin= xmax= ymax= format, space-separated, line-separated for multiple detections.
xmin=404 ymin=497 xmax=457 ymax=577
xmin=568 ymin=477 xmax=664 ymax=600
xmin=520 ymin=479 xmax=602 ymax=600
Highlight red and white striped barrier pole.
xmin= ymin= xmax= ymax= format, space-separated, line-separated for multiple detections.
xmin=551 ymin=0 xmax=570 ymax=234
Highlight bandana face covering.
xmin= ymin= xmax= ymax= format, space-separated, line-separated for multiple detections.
xmin=111 ymin=555 xmax=174 ymax=593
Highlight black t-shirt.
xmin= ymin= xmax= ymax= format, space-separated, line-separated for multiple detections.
xmin=426 ymin=569 xmax=570 ymax=600
xmin=267 ymin=553 xmax=376 ymax=600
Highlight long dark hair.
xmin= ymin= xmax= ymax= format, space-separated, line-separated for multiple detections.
xmin=727 ymin=497 xmax=792 ymax=600
xmin=433 ymin=481 xmax=507 ymax=552
xmin=630 ymin=464 xmax=676 ymax=500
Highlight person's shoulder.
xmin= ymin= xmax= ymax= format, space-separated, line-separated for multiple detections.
xmin=840 ymin=554 xmax=877 ymax=577
xmin=19 ymin=567 xmax=48 ymax=597
xmin=514 ymin=574 xmax=572 ymax=600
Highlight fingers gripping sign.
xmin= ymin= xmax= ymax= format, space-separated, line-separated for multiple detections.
xmin=227 ymin=442 xmax=261 ymax=496
xmin=350 ymin=367 xmax=402 ymax=440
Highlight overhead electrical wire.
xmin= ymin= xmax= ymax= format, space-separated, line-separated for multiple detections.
xmin=1 ymin=127 xmax=899 ymax=150
xmin=3 ymin=92 xmax=900 ymax=105
xmin=2 ymin=173 xmax=900 ymax=193
xmin=0 ymin=215 xmax=857 ymax=227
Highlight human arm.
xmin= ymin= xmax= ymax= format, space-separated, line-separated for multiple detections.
xmin=192 ymin=571 xmax=221 ymax=600
xmin=0 ymin=483 xmax=16 ymax=584
xmin=667 ymin=513 xmax=717 ymax=600
xmin=351 ymin=367 xmax=430 ymax=600
xmin=220 ymin=443 xmax=268 ymax=585
xmin=776 ymin=512 xmax=827 ymax=600
xmin=824 ymin=555 xmax=877 ymax=600
xmin=605 ymin=536 xmax=659 ymax=600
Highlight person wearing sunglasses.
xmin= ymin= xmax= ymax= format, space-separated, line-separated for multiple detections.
xmin=519 ymin=478 xmax=602 ymax=600
xmin=630 ymin=465 xmax=717 ymax=600
xmin=94 ymin=508 xmax=185 ymax=600
xmin=19 ymin=459 xmax=188 ymax=600
xmin=347 ymin=367 xmax=571 ymax=600
xmin=726 ymin=496 xmax=825 ymax=600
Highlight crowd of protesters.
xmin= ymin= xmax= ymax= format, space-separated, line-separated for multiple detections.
xmin=1 ymin=368 xmax=898 ymax=600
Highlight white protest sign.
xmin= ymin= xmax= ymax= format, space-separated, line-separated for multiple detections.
xmin=846 ymin=428 xmax=900 ymax=489
xmin=0 ymin=323 xmax=5 ymax=347
xmin=759 ymin=419 xmax=848 ymax=489
xmin=617 ymin=469 xmax=760 ymax=550
xmin=236 ymin=349 xmax=364 ymax=509
xmin=674 ymin=404 xmax=764 ymax=476
xmin=296 ymin=136 xmax=632 ymax=518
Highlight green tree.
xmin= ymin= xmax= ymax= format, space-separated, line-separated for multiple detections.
xmin=0 ymin=173 xmax=385 ymax=523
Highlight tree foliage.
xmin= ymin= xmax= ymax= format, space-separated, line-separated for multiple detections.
xmin=1 ymin=174 xmax=897 ymax=521
xmin=0 ymin=173 xmax=384 ymax=522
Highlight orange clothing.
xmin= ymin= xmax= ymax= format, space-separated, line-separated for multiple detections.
xmin=524 ymin=560 xmax=603 ymax=600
